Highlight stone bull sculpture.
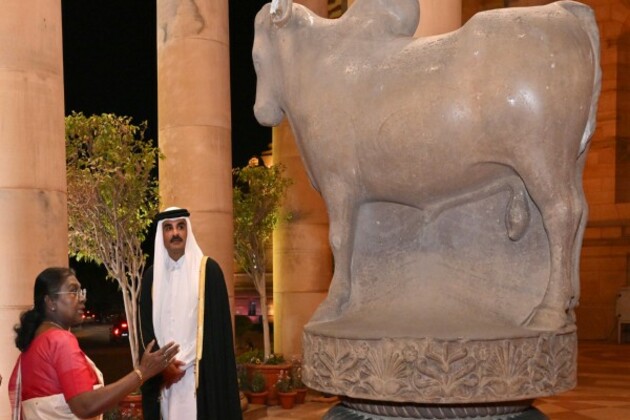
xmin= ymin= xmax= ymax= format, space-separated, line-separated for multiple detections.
xmin=253 ymin=0 xmax=601 ymax=331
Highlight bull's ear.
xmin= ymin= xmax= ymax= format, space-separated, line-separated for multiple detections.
xmin=271 ymin=0 xmax=292 ymax=27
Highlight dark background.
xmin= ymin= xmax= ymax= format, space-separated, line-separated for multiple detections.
xmin=61 ymin=0 xmax=271 ymax=313
xmin=61 ymin=0 xmax=270 ymax=166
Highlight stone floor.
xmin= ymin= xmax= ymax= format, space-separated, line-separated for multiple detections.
xmin=252 ymin=341 xmax=630 ymax=419
xmin=532 ymin=341 xmax=630 ymax=419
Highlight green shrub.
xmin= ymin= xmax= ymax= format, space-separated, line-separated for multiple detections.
xmin=274 ymin=370 xmax=293 ymax=393
xmin=250 ymin=371 xmax=267 ymax=393
xmin=236 ymin=349 xmax=264 ymax=365
xmin=237 ymin=364 xmax=249 ymax=391
xmin=265 ymin=353 xmax=285 ymax=365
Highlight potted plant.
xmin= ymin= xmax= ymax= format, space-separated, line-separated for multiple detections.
xmin=274 ymin=370 xmax=297 ymax=409
xmin=118 ymin=391 xmax=143 ymax=419
xmin=237 ymin=365 xmax=249 ymax=411
xmin=246 ymin=370 xmax=269 ymax=405
xmin=233 ymin=159 xmax=292 ymax=362
xmin=237 ymin=364 xmax=248 ymax=392
xmin=291 ymin=357 xmax=308 ymax=404
xmin=66 ymin=112 xmax=161 ymax=368
xmin=242 ymin=351 xmax=291 ymax=406
xmin=66 ymin=112 xmax=161 ymax=412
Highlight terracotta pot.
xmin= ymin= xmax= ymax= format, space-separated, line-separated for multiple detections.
xmin=246 ymin=390 xmax=268 ymax=405
xmin=295 ymin=387 xmax=307 ymax=404
xmin=119 ymin=393 xmax=143 ymax=419
xmin=278 ymin=391 xmax=297 ymax=409
xmin=246 ymin=363 xmax=291 ymax=406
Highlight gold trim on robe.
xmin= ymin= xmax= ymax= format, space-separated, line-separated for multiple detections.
xmin=195 ymin=256 xmax=208 ymax=390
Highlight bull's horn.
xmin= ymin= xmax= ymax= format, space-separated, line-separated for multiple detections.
xmin=271 ymin=0 xmax=292 ymax=26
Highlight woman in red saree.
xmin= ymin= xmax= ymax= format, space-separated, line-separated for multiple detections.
xmin=8 ymin=267 xmax=179 ymax=419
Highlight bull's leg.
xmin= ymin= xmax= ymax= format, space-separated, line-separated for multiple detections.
xmin=309 ymin=190 xmax=359 ymax=324
xmin=522 ymin=174 xmax=583 ymax=330
xmin=568 ymin=151 xmax=590 ymax=322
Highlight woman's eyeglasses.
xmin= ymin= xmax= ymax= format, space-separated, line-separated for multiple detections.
xmin=55 ymin=289 xmax=87 ymax=300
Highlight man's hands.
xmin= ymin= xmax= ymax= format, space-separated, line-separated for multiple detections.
xmin=162 ymin=359 xmax=186 ymax=389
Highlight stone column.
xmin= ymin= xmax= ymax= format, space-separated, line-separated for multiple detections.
xmin=272 ymin=0 xmax=331 ymax=359
xmin=349 ymin=0 xmax=462 ymax=34
xmin=0 ymin=1 xmax=67 ymax=418
xmin=416 ymin=0 xmax=462 ymax=37
xmin=157 ymin=0 xmax=234 ymax=303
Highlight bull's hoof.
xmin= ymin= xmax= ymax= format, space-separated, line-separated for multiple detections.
xmin=524 ymin=307 xmax=567 ymax=331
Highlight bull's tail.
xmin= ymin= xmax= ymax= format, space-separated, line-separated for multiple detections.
xmin=558 ymin=1 xmax=602 ymax=155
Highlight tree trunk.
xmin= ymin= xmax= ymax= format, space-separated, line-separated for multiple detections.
xmin=261 ymin=291 xmax=271 ymax=361
xmin=122 ymin=281 xmax=140 ymax=367
xmin=255 ymin=271 xmax=271 ymax=360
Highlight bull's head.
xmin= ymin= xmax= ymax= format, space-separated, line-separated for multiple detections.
xmin=252 ymin=0 xmax=295 ymax=127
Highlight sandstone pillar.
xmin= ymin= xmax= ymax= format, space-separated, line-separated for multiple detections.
xmin=0 ymin=1 xmax=67 ymax=418
xmin=157 ymin=0 xmax=234 ymax=304
xmin=348 ymin=0 xmax=462 ymax=35
xmin=416 ymin=0 xmax=462 ymax=37
xmin=272 ymin=0 xmax=332 ymax=359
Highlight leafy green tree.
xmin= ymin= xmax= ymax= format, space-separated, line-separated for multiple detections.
xmin=233 ymin=158 xmax=292 ymax=360
xmin=66 ymin=112 xmax=161 ymax=366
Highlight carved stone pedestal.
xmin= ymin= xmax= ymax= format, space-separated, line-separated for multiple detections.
xmin=304 ymin=328 xmax=575 ymax=419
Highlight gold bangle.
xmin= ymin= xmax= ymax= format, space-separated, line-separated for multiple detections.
xmin=133 ymin=368 xmax=143 ymax=384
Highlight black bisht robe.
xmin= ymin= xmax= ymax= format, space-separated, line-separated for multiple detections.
xmin=139 ymin=258 xmax=242 ymax=420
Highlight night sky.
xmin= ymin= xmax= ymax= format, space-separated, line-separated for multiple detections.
xmin=61 ymin=0 xmax=271 ymax=168
xmin=60 ymin=0 xmax=271 ymax=313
